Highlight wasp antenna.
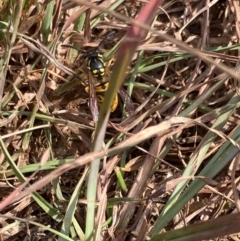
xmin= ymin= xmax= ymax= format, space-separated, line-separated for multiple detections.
xmin=97 ymin=31 xmax=116 ymax=50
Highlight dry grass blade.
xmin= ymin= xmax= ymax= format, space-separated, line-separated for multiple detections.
xmin=2 ymin=117 xmax=192 ymax=206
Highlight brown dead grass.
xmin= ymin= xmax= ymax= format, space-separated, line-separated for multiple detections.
xmin=1 ymin=0 xmax=240 ymax=240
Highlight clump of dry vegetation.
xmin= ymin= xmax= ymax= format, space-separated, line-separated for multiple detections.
xmin=1 ymin=0 xmax=240 ymax=240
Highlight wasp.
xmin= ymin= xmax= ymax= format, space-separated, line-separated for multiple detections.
xmin=62 ymin=32 xmax=134 ymax=120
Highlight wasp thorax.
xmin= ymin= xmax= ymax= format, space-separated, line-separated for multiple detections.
xmin=85 ymin=51 xmax=105 ymax=78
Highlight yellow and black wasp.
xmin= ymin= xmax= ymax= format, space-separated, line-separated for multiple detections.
xmin=62 ymin=32 xmax=134 ymax=121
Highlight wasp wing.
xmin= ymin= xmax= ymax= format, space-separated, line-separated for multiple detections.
xmin=87 ymin=71 xmax=99 ymax=122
